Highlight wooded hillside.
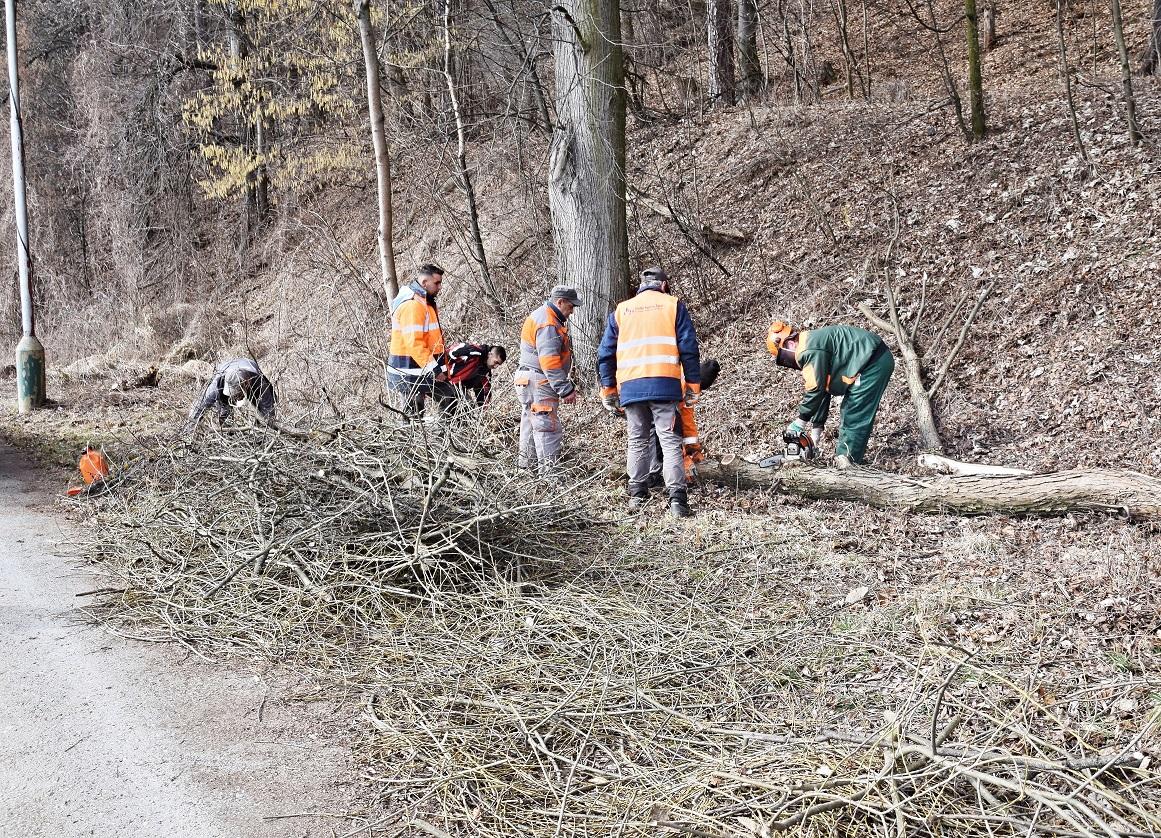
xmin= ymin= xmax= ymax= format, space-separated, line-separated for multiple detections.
xmin=2 ymin=0 xmax=1159 ymax=474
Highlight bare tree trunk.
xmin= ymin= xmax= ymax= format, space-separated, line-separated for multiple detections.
xmin=982 ymin=0 xmax=997 ymax=50
xmin=782 ymin=6 xmax=802 ymax=102
xmin=1141 ymin=0 xmax=1161 ymax=74
xmin=696 ymin=457 xmax=1161 ymax=520
xmin=861 ymin=0 xmax=871 ymax=95
xmin=737 ymin=0 xmax=762 ymax=99
xmin=800 ymin=0 xmax=821 ymax=101
xmin=621 ymin=3 xmax=650 ymax=121
xmin=1110 ymin=0 xmax=1142 ymax=145
xmin=254 ymin=116 xmax=269 ymax=222
xmin=549 ymin=0 xmax=630 ymax=368
xmin=921 ymin=0 xmax=968 ymax=137
xmin=964 ymin=0 xmax=986 ymax=138
xmin=225 ymin=2 xmax=267 ymax=231
xmin=443 ymin=0 xmax=500 ymax=312
xmin=355 ymin=0 xmax=399 ymax=300
xmin=708 ymin=0 xmax=737 ymax=105
xmin=1055 ymin=0 xmax=1091 ymax=166
xmin=831 ymin=0 xmax=865 ymax=98
xmin=860 ymin=291 xmax=943 ymax=454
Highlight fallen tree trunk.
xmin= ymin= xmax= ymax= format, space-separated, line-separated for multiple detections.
xmin=696 ymin=456 xmax=1161 ymax=520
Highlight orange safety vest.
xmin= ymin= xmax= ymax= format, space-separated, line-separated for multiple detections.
xmin=613 ymin=290 xmax=681 ymax=386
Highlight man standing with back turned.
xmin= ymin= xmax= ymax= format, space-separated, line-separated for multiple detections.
xmin=598 ymin=268 xmax=701 ymax=517
xmin=516 ymin=286 xmax=581 ymax=476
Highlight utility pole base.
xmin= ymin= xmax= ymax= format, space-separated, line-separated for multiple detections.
xmin=16 ymin=334 xmax=45 ymax=412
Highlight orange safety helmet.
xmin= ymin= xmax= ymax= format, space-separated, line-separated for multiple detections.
xmin=766 ymin=320 xmax=794 ymax=356
xmin=79 ymin=446 xmax=111 ymax=485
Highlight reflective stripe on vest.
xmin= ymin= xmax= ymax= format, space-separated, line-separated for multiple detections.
xmin=614 ymin=290 xmax=680 ymax=385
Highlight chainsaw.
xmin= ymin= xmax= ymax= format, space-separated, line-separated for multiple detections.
xmin=758 ymin=428 xmax=818 ymax=468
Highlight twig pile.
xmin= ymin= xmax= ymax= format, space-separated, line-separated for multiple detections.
xmin=80 ymin=421 xmax=1160 ymax=838
xmin=357 ymin=598 xmax=1159 ymax=838
xmin=86 ymin=418 xmax=592 ymax=648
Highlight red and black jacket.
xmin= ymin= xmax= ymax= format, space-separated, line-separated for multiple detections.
xmin=445 ymin=343 xmax=495 ymax=406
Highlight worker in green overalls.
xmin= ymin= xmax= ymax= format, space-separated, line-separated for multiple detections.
xmin=767 ymin=320 xmax=895 ymax=468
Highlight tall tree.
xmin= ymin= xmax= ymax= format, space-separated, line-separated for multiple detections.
xmin=736 ymin=0 xmax=761 ymax=99
xmin=1142 ymin=0 xmax=1161 ymax=74
xmin=964 ymin=0 xmax=986 ymax=138
xmin=708 ymin=0 xmax=737 ymax=105
xmin=1055 ymin=0 xmax=1090 ymax=166
xmin=354 ymin=0 xmax=399 ymax=300
xmin=548 ymin=0 xmax=630 ymax=364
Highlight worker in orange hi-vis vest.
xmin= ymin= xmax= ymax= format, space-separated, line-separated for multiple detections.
xmin=597 ymin=267 xmax=701 ymax=518
xmin=515 ymin=287 xmax=581 ymax=476
xmin=387 ymin=263 xmax=454 ymax=417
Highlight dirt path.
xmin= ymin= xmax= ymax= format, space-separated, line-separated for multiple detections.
xmin=0 ymin=441 xmax=364 ymax=838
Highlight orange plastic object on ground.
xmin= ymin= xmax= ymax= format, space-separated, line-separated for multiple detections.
xmin=79 ymin=447 xmax=111 ymax=485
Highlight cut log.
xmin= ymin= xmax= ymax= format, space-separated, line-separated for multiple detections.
xmin=696 ymin=456 xmax=1161 ymax=520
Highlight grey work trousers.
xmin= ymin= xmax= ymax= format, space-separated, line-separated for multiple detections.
xmin=625 ymin=400 xmax=684 ymax=498
xmin=516 ymin=370 xmax=563 ymax=475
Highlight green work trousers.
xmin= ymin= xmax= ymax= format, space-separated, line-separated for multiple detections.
xmin=835 ymin=351 xmax=895 ymax=464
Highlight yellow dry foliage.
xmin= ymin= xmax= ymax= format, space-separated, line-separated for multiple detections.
xmin=184 ymin=0 xmax=365 ymax=201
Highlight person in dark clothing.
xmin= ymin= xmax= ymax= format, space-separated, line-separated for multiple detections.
xmin=439 ymin=343 xmax=507 ymax=411
xmin=185 ymin=358 xmax=276 ymax=434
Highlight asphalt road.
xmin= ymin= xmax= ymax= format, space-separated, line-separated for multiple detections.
xmin=0 ymin=441 xmax=359 ymax=837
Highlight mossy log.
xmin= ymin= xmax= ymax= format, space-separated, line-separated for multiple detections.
xmin=695 ymin=456 xmax=1161 ymax=520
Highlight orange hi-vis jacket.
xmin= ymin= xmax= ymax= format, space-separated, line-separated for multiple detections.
xmin=614 ymin=290 xmax=681 ymax=385
xmin=518 ymin=302 xmax=575 ymax=397
xmin=388 ymin=282 xmax=445 ymax=378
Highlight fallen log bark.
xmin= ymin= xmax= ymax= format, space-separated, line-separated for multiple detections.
xmin=696 ymin=456 xmax=1161 ymax=520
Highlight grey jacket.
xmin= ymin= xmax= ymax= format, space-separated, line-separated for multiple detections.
xmin=187 ymin=359 xmax=276 ymax=428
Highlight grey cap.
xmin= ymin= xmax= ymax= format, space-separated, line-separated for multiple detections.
xmin=639 ymin=266 xmax=669 ymax=290
xmin=549 ymin=285 xmax=583 ymax=306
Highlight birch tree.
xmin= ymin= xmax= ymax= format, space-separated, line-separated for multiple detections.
xmin=707 ymin=0 xmax=737 ymax=105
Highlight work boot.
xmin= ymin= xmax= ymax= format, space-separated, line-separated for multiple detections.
xmin=834 ymin=454 xmax=853 ymax=470
xmin=628 ymin=494 xmax=648 ymax=512
xmin=668 ymin=490 xmax=693 ymax=518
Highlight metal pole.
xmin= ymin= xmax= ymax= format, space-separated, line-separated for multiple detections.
xmin=7 ymin=0 xmax=45 ymax=412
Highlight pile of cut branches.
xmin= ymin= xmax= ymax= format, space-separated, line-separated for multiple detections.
xmin=84 ymin=418 xmax=594 ymax=648
xmin=79 ymin=421 xmax=1160 ymax=838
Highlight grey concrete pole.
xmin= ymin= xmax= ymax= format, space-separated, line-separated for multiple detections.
xmin=7 ymin=0 xmax=45 ymax=412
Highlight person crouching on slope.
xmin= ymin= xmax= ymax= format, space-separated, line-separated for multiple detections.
xmin=767 ymin=320 xmax=894 ymax=468
xmin=598 ymin=267 xmax=701 ymax=517
xmin=185 ymin=358 xmax=276 ymax=434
